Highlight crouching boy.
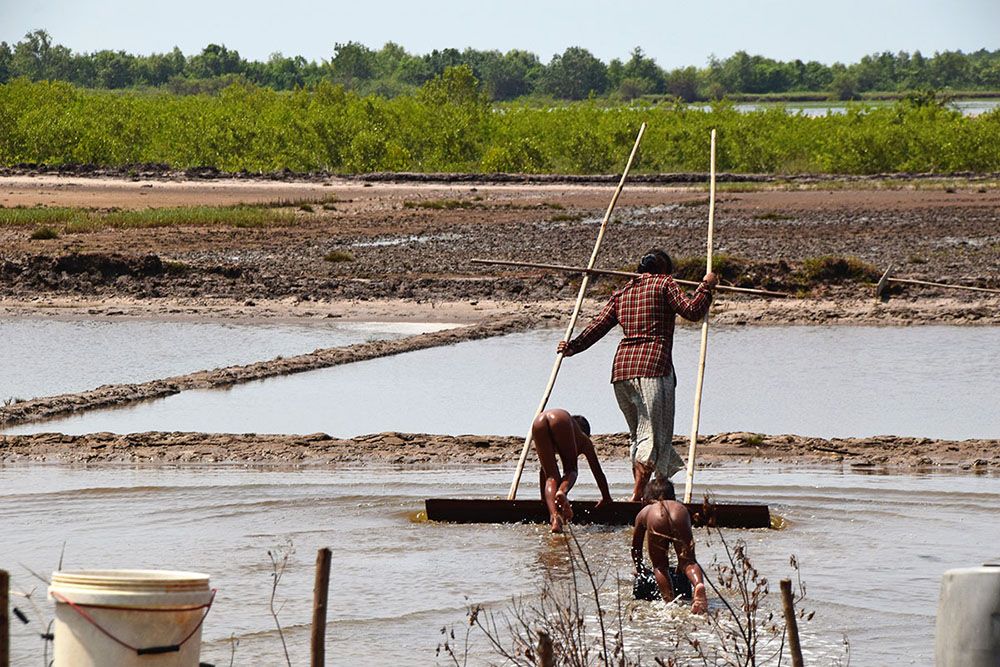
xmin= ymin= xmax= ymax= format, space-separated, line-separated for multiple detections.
xmin=631 ymin=478 xmax=708 ymax=613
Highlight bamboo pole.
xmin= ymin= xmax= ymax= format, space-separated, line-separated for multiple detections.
xmin=889 ymin=277 xmax=1000 ymax=294
xmin=310 ymin=548 xmax=332 ymax=667
xmin=470 ymin=258 xmax=788 ymax=298
xmin=876 ymin=262 xmax=1000 ymax=298
xmin=1 ymin=569 xmax=8 ymax=667
xmin=683 ymin=129 xmax=716 ymax=504
xmin=780 ymin=579 xmax=804 ymax=667
xmin=507 ymin=123 xmax=647 ymax=500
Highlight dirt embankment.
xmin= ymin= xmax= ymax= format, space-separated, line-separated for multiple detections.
xmin=2 ymin=430 xmax=997 ymax=471
xmin=0 ymin=313 xmax=541 ymax=428
xmin=2 ymin=176 xmax=998 ymax=325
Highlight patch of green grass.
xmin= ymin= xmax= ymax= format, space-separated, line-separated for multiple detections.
xmin=298 ymin=204 xmax=314 ymax=212
xmin=1 ymin=205 xmax=296 ymax=232
xmin=324 ymin=249 xmax=355 ymax=262
xmin=29 ymin=226 xmax=60 ymax=240
xmin=796 ymin=255 xmax=879 ymax=284
xmin=0 ymin=206 xmax=85 ymax=227
xmin=673 ymin=253 xmax=747 ymax=283
xmin=746 ymin=433 xmax=765 ymax=446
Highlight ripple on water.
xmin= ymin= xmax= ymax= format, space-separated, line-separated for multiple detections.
xmin=1 ymin=462 xmax=996 ymax=665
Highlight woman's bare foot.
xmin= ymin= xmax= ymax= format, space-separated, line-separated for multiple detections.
xmin=691 ymin=583 xmax=708 ymax=614
xmin=555 ymin=490 xmax=573 ymax=521
xmin=550 ymin=514 xmax=564 ymax=533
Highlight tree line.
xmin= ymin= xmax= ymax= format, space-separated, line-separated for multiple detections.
xmin=1 ymin=29 xmax=999 ymax=101
xmin=3 ymin=70 xmax=998 ymax=175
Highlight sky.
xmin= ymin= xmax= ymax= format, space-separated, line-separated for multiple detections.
xmin=1 ymin=0 xmax=997 ymax=68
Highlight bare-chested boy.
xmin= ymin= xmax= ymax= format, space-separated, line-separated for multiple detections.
xmin=532 ymin=408 xmax=613 ymax=533
xmin=631 ymin=478 xmax=708 ymax=613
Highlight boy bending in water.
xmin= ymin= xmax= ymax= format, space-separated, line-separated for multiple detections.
xmin=532 ymin=408 xmax=612 ymax=533
xmin=631 ymin=478 xmax=708 ymax=613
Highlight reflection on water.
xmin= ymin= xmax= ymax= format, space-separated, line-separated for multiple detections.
xmin=0 ymin=318 xmax=458 ymax=401
xmin=9 ymin=325 xmax=998 ymax=440
xmin=2 ymin=463 xmax=997 ymax=665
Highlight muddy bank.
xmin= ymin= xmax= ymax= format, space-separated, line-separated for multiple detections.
xmin=2 ymin=292 xmax=998 ymax=328
xmin=2 ymin=176 xmax=998 ymax=325
xmin=1 ymin=430 xmax=996 ymax=470
xmin=4 ymin=164 xmax=999 ymax=184
xmin=0 ymin=313 xmax=540 ymax=428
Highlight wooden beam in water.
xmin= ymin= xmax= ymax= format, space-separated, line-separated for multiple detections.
xmin=424 ymin=498 xmax=771 ymax=529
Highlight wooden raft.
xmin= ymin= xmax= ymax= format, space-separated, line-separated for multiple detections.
xmin=425 ymin=498 xmax=771 ymax=529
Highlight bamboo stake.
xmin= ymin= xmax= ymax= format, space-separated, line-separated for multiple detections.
xmin=536 ymin=629 xmax=554 ymax=667
xmin=310 ymin=548 xmax=332 ymax=667
xmin=780 ymin=579 xmax=804 ymax=667
xmin=470 ymin=258 xmax=788 ymax=298
xmin=1 ymin=569 xmax=8 ymax=667
xmin=683 ymin=129 xmax=716 ymax=504
xmin=507 ymin=123 xmax=647 ymax=500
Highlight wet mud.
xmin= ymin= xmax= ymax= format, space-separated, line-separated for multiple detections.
xmin=2 ymin=176 xmax=998 ymax=325
xmin=1 ymin=429 xmax=997 ymax=471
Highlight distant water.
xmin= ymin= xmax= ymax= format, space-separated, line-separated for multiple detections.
xmin=693 ymin=99 xmax=999 ymax=117
xmin=9 ymin=325 xmax=998 ymax=440
xmin=0 ymin=318 xmax=458 ymax=401
xmin=2 ymin=463 xmax=997 ymax=665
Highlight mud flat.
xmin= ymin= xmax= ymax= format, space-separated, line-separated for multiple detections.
xmin=2 ymin=176 xmax=998 ymax=325
xmin=2 ymin=430 xmax=997 ymax=470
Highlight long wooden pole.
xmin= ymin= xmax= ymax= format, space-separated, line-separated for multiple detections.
xmin=683 ymin=129 xmax=716 ymax=504
xmin=888 ymin=277 xmax=1000 ymax=294
xmin=780 ymin=579 xmax=805 ymax=667
xmin=507 ymin=123 xmax=647 ymax=500
xmin=310 ymin=548 xmax=332 ymax=667
xmin=470 ymin=258 xmax=788 ymax=298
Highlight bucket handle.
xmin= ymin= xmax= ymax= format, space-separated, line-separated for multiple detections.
xmin=52 ymin=589 xmax=217 ymax=656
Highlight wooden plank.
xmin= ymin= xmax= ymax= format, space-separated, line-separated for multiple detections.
xmin=424 ymin=498 xmax=771 ymax=529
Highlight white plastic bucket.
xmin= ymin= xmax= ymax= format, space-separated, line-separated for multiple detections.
xmin=935 ymin=564 xmax=1000 ymax=666
xmin=49 ymin=569 xmax=213 ymax=667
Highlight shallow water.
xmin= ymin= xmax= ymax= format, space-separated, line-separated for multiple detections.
xmin=2 ymin=463 xmax=997 ymax=665
xmin=0 ymin=318 xmax=457 ymax=401
xmin=9 ymin=325 xmax=998 ymax=440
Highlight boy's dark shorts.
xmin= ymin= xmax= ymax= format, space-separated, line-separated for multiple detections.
xmin=633 ymin=565 xmax=693 ymax=601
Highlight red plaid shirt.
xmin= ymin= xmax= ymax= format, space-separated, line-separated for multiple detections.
xmin=566 ymin=275 xmax=712 ymax=382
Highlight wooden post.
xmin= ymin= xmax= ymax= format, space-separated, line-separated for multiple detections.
xmin=780 ymin=579 xmax=804 ymax=667
xmin=310 ymin=548 xmax=332 ymax=667
xmin=536 ymin=629 xmax=553 ymax=667
xmin=683 ymin=129 xmax=716 ymax=504
xmin=507 ymin=123 xmax=647 ymax=500
xmin=1 ymin=569 xmax=9 ymax=667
